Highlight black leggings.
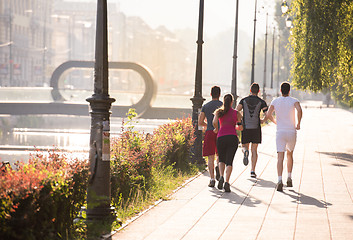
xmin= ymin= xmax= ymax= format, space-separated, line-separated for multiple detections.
xmin=217 ymin=135 xmax=239 ymax=166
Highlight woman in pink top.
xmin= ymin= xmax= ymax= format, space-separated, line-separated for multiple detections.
xmin=213 ymin=94 xmax=243 ymax=192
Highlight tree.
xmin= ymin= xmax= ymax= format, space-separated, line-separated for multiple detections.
xmin=290 ymin=0 xmax=353 ymax=107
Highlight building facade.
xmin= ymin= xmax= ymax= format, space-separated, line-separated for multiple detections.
xmin=0 ymin=0 xmax=52 ymax=87
xmin=0 ymin=0 xmax=195 ymax=94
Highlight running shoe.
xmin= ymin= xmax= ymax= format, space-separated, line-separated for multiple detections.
xmin=276 ymin=181 xmax=283 ymax=192
xmin=243 ymin=149 xmax=249 ymax=166
xmin=218 ymin=176 xmax=224 ymax=190
xmin=287 ymin=178 xmax=293 ymax=187
xmin=250 ymin=171 xmax=257 ymax=178
xmin=215 ymin=166 xmax=220 ymax=181
xmin=224 ymin=182 xmax=231 ymax=192
xmin=208 ymin=179 xmax=215 ymax=187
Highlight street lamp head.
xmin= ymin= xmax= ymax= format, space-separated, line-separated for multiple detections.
xmin=289 ymin=25 xmax=294 ymax=35
xmin=281 ymin=1 xmax=289 ymax=14
xmin=286 ymin=17 xmax=293 ymax=28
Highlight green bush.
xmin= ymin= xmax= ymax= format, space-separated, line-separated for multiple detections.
xmin=110 ymin=117 xmax=195 ymax=206
xmin=152 ymin=118 xmax=195 ymax=170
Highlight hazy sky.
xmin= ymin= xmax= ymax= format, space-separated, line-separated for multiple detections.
xmin=72 ymin=0 xmax=277 ymax=38
xmin=117 ymin=0 xmax=276 ymax=37
xmin=69 ymin=0 xmax=279 ymax=93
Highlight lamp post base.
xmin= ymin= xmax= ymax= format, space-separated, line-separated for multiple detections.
xmin=85 ymin=206 xmax=116 ymax=221
xmin=191 ymin=96 xmax=205 ymax=165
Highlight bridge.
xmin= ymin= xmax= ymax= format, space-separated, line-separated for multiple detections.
xmin=0 ymin=89 xmax=193 ymax=119
xmin=0 ymin=61 xmax=194 ymax=119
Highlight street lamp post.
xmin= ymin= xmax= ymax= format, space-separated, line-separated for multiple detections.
xmin=85 ymin=0 xmax=116 ymax=220
xmin=270 ymin=27 xmax=275 ymax=89
xmin=250 ymin=0 xmax=258 ymax=85
xmin=191 ymin=0 xmax=205 ymax=164
xmin=277 ymin=33 xmax=281 ymax=97
xmin=262 ymin=13 xmax=268 ymax=101
xmin=231 ymin=0 xmax=240 ymax=106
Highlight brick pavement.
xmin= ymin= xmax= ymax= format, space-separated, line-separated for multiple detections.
xmin=110 ymin=105 xmax=353 ymax=240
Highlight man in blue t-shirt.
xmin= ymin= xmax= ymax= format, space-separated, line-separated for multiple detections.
xmin=198 ymin=86 xmax=222 ymax=187
xmin=236 ymin=83 xmax=267 ymax=178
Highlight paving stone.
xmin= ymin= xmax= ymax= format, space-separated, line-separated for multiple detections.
xmin=111 ymin=105 xmax=353 ymax=240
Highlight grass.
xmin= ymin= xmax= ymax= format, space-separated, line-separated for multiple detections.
xmin=114 ymin=164 xmax=202 ymax=224
xmin=75 ymin=163 xmax=204 ymax=239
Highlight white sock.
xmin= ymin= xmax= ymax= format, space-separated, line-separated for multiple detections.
xmin=288 ymin=172 xmax=292 ymax=179
xmin=211 ymin=178 xmax=215 ymax=181
xmin=278 ymin=176 xmax=283 ymax=182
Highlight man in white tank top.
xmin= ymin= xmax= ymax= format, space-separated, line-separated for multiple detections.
xmin=263 ymin=82 xmax=303 ymax=192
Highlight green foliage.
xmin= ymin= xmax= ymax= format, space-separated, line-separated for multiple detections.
xmin=110 ymin=117 xmax=195 ymax=209
xmin=152 ymin=118 xmax=195 ymax=170
xmin=124 ymin=108 xmax=138 ymax=131
xmin=290 ymin=0 xmax=353 ymax=106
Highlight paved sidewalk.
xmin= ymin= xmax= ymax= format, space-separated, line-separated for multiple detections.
xmin=111 ymin=106 xmax=353 ymax=240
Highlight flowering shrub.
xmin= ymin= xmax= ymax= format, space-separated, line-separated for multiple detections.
xmin=110 ymin=130 xmax=155 ymax=202
xmin=0 ymin=116 xmax=195 ymax=239
xmin=110 ymin=117 xmax=195 ymax=206
xmin=152 ymin=118 xmax=194 ymax=170
xmin=0 ymin=151 xmax=89 ymax=240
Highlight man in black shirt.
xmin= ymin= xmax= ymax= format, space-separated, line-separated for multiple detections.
xmin=236 ymin=83 xmax=268 ymax=178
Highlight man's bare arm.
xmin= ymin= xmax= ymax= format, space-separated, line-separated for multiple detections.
xmin=263 ymin=105 xmax=276 ymax=124
xmin=213 ymin=114 xmax=219 ymax=133
xmin=236 ymin=103 xmax=243 ymax=112
xmin=294 ymin=102 xmax=302 ymax=130
xmin=198 ymin=112 xmax=207 ymax=127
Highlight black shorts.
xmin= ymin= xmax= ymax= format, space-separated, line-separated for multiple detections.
xmin=241 ymin=127 xmax=262 ymax=144
xmin=217 ymin=135 xmax=239 ymax=166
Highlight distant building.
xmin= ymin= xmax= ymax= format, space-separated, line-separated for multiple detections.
xmin=0 ymin=0 xmax=52 ymax=87
xmin=0 ymin=0 xmax=195 ymax=94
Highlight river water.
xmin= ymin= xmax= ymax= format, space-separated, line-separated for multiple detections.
xmin=0 ymin=88 xmax=202 ymax=166
xmin=0 ymin=116 xmax=171 ymax=166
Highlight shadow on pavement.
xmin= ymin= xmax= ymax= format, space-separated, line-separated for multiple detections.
xmin=209 ymin=187 xmax=262 ymax=207
xmin=225 ymin=187 xmax=262 ymax=207
xmin=284 ymin=190 xmax=332 ymax=208
xmin=332 ymin=163 xmax=348 ymax=167
xmin=318 ymin=151 xmax=353 ymax=163
xmin=249 ymin=178 xmax=277 ymax=188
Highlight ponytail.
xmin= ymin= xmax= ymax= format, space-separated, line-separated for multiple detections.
xmin=215 ymin=94 xmax=233 ymax=118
